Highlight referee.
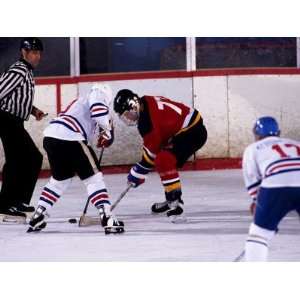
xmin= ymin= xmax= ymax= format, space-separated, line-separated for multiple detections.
xmin=0 ymin=38 xmax=46 ymax=222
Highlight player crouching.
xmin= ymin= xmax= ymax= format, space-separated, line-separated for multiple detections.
xmin=27 ymin=83 xmax=124 ymax=234
xmin=113 ymin=89 xmax=207 ymax=223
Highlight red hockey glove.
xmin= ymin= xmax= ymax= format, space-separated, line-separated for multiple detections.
xmin=97 ymin=129 xmax=114 ymax=148
xmin=250 ymin=201 xmax=256 ymax=216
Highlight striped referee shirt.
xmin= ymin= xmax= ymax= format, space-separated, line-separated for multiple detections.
xmin=0 ymin=58 xmax=35 ymax=120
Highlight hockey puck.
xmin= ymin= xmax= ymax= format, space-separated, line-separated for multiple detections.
xmin=68 ymin=218 xmax=77 ymax=224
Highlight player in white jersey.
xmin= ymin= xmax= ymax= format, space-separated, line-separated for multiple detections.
xmin=27 ymin=83 xmax=124 ymax=234
xmin=242 ymin=116 xmax=300 ymax=261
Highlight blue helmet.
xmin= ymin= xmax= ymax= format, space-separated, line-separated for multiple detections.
xmin=253 ymin=116 xmax=280 ymax=137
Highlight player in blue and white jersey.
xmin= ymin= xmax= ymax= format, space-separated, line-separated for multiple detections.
xmin=27 ymin=83 xmax=124 ymax=234
xmin=242 ymin=116 xmax=300 ymax=261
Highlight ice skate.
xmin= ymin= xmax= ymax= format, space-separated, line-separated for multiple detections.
xmin=15 ymin=203 xmax=35 ymax=214
xmin=151 ymin=199 xmax=186 ymax=223
xmin=0 ymin=207 xmax=26 ymax=224
xmin=27 ymin=205 xmax=47 ymax=233
xmin=151 ymin=200 xmax=170 ymax=214
xmin=151 ymin=199 xmax=184 ymax=215
xmin=99 ymin=205 xmax=124 ymax=234
xmin=166 ymin=200 xmax=187 ymax=223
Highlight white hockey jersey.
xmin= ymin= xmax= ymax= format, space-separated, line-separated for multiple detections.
xmin=44 ymin=85 xmax=112 ymax=144
xmin=242 ymin=136 xmax=300 ymax=199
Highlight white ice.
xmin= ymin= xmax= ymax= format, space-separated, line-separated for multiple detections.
xmin=0 ymin=169 xmax=299 ymax=262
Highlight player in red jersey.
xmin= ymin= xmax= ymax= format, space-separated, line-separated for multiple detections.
xmin=113 ymin=89 xmax=207 ymax=222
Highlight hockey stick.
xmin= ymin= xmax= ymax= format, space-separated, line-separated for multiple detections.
xmin=111 ymin=184 xmax=132 ymax=210
xmin=78 ymin=147 xmax=105 ymax=226
xmin=78 ymin=185 xmax=132 ymax=227
xmin=233 ymin=250 xmax=245 ymax=262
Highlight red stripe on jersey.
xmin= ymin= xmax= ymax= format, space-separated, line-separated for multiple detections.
xmin=61 ymin=116 xmax=81 ymax=133
xmin=91 ymin=107 xmax=107 ymax=113
xmin=267 ymin=162 xmax=300 ymax=175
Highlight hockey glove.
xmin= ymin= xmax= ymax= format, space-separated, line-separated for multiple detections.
xmin=127 ymin=163 xmax=148 ymax=188
xmin=97 ymin=128 xmax=114 ymax=148
xmin=250 ymin=200 xmax=256 ymax=216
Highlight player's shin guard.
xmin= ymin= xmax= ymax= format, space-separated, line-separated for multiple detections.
xmin=83 ymin=172 xmax=111 ymax=210
xmin=152 ymin=151 xmax=185 ymax=221
xmin=83 ymin=173 xmax=124 ymax=234
xmin=244 ymin=223 xmax=275 ymax=261
xmin=38 ymin=177 xmax=72 ymax=211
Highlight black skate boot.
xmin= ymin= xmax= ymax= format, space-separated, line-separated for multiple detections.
xmin=15 ymin=203 xmax=35 ymax=214
xmin=166 ymin=199 xmax=186 ymax=223
xmin=98 ymin=205 xmax=125 ymax=234
xmin=0 ymin=206 xmax=26 ymax=224
xmin=27 ymin=205 xmax=47 ymax=233
xmin=151 ymin=199 xmax=184 ymax=214
xmin=151 ymin=190 xmax=186 ymax=223
xmin=151 ymin=201 xmax=170 ymax=214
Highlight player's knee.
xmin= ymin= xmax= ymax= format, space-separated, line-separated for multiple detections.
xmin=248 ymin=223 xmax=275 ymax=243
xmin=155 ymin=150 xmax=177 ymax=173
xmin=49 ymin=177 xmax=72 ymax=195
xmin=83 ymin=172 xmax=104 ymax=186
xmin=83 ymin=172 xmax=106 ymax=194
xmin=83 ymin=172 xmax=109 ymax=205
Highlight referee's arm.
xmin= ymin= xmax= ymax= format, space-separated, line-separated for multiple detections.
xmin=0 ymin=71 xmax=24 ymax=99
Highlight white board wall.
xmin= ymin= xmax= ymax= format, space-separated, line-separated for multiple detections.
xmin=1 ymin=74 xmax=300 ymax=170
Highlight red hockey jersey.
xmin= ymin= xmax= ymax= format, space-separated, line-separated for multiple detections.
xmin=137 ymin=95 xmax=201 ymax=167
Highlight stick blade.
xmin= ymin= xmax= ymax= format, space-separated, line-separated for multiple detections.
xmin=78 ymin=215 xmax=101 ymax=227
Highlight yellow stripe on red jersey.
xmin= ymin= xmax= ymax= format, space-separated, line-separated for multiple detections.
xmin=140 ymin=146 xmax=155 ymax=169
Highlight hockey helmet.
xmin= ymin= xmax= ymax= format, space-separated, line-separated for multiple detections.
xmin=20 ymin=37 xmax=43 ymax=51
xmin=253 ymin=116 xmax=280 ymax=137
xmin=113 ymin=89 xmax=139 ymax=114
xmin=113 ymin=89 xmax=140 ymax=126
xmin=89 ymin=83 xmax=113 ymax=107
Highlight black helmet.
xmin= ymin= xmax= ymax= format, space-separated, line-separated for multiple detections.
xmin=20 ymin=38 xmax=43 ymax=51
xmin=113 ymin=89 xmax=139 ymax=115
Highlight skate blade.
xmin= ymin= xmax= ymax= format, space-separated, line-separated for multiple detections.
xmin=151 ymin=211 xmax=168 ymax=215
xmin=0 ymin=214 xmax=26 ymax=224
xmin=169 ymin=214 xmax=187 ymax=224
xmin=27 ymin=227 xmax=41 ymax=233
xmin=104 ymin=227 xmax=125 ymax=234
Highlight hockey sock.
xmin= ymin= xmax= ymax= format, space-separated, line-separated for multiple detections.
xmin=83 ymin=172 xmax=111 ymax=213
xmin=155 ymin=150 xmax=181 ymax=194
xmin=38 ymin=177 xmax=72 ymax=211
xmin=245 ymin=240 xmax=269 ymax=261
xmin=244 ymin=223 xmax=275 ymax=262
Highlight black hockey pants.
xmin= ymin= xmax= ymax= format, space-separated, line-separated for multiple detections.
xmin=169 ymin=117 xmax=207 ymax=168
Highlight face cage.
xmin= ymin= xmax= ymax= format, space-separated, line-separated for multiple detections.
xmin=119 ymin=110 xmax=139 ymax=126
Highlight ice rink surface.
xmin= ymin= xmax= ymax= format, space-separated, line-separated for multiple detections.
xmin=0 ymin=169 xmax=299 ymax=262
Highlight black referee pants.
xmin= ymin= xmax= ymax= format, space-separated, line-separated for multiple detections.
xmin=0 ymin=110 xmax=43 ymax=209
